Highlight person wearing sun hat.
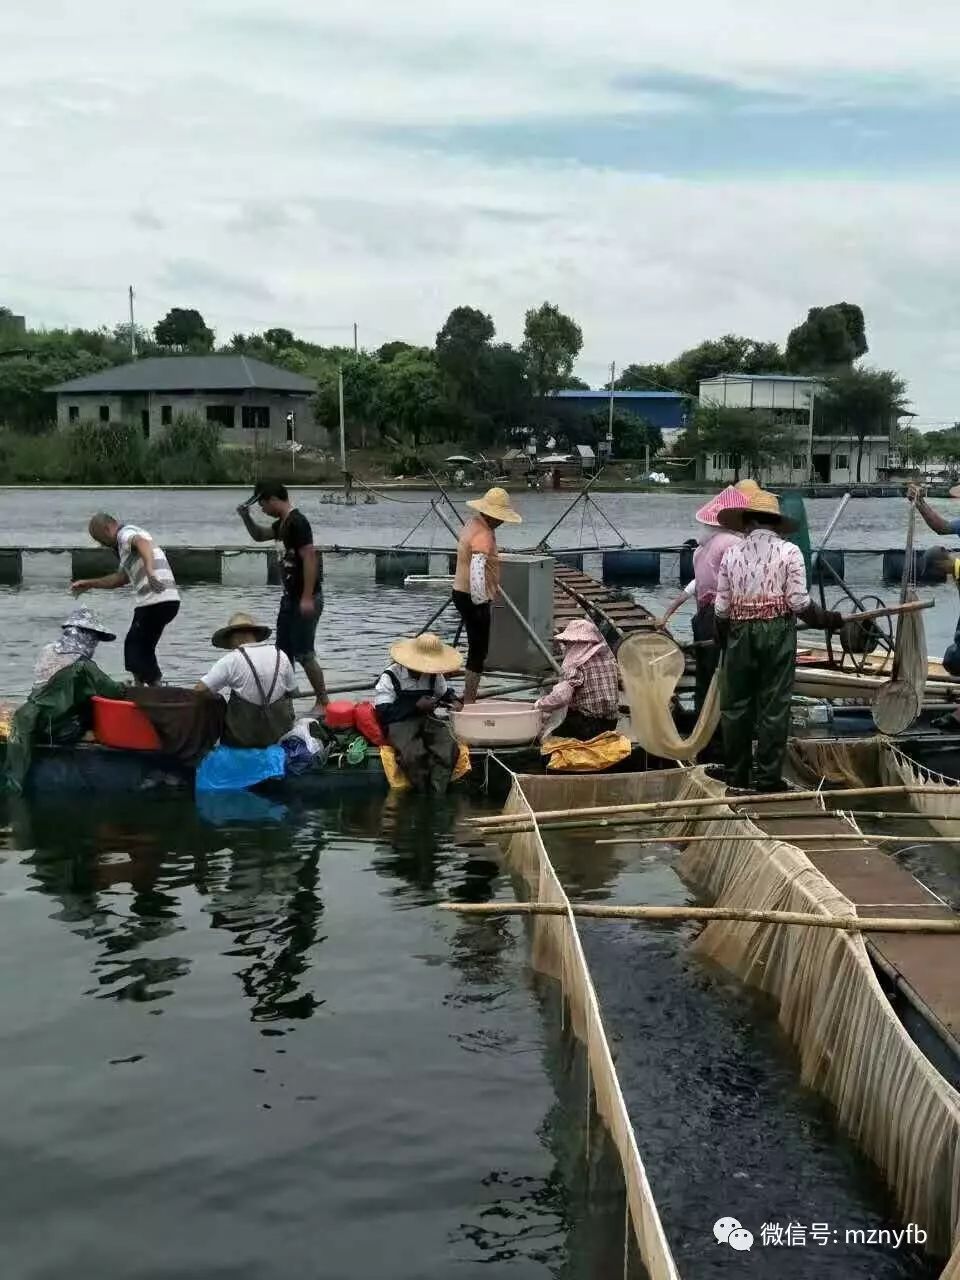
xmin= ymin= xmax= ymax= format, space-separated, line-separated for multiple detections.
xmin=714 ymin=489 xmax=843 ymax=790
xmin=452 ymin=486 xmax=522 ymax=704
xmin=655 ymin=480 xmax=759 ymax=711
xmin=373 ymin=632 xmax=465 ymax=793
xmin=32 ymin=606 xmax=117 ymax=690
xmin=534 ymin=619 xmax=619 ymax=740
xmin=195 ymin=611 xmax=297 ymax=748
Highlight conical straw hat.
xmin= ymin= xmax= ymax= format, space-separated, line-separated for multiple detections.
xmin=716 ymin=488 xmax=798 ymax=533
xmin=212 ymin=611 xmax=272 ymax=649
xmin=694 ymin=485 xmax=751 ymax=528
xmin=466 ymin=487 xmax=522 ymax=524
xmin=390 ymin=632 xmax=464 ymax=674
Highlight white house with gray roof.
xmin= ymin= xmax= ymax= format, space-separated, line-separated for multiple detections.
xmin=50 ymin=355 xmax=322 ymax=446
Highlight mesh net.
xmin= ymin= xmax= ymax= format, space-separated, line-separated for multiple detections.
xmin=500 ymin=771 xmax=681 ymax=1280
xmin=617 ymin=632 xmax=720 ymax=761
xmin=506 ymin=765 xmax=960 ymax=1272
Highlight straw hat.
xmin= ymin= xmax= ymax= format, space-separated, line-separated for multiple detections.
xmin=64 ymin=606 xmax=115 ymax=641
xmin=735 ymin=478 xmax=761 ymax=495
xmin=716 ymin=488 xmax=797 ymax=534
xmin=390 ymin=632 xmax=464 ymax=674
xmin=694 ymin=485 xmax=750 ymax=528
xmin=212 ymin=611 xmax=272 ymax=649
xmin=555 ymin=619 xmax=604 ymax=645
xmin=466 ymin=486 xmax=522 ymax=524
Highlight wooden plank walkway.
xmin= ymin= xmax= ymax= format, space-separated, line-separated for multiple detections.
xmin=553 ymin=565 xmax=656 ymax=639
xmin=757 ymin=801 xmax=960 ymax=1048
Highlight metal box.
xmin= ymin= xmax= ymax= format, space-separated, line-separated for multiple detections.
xmin=486 ymin=555 xmax=555 ymax=675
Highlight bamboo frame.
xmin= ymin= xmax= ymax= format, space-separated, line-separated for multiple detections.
xmin=439 ymin=901 xmax=960 ymax=933
xmin=466 ymin=783 xmax=960 ymax=830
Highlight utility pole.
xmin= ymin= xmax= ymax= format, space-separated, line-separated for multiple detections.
xmin=128 ymin=285 xmax=137 ymax=359
xmin=607 ymin=360 xmax=616 ymax=460
xmin=806 ymin=387 xmax=816 ymax=485
xmin=338 ymin=365 xmax=347 ymax=476
xmin=353 ymin=322 xmax=358 ymax=356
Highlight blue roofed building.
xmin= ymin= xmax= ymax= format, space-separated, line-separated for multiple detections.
xmin=539 ymin=388 xmax=691 ymax=433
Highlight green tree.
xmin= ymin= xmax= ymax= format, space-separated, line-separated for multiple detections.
xmin=377 ymin=340 xmax=414 ymax=364
xmin=264 ymin=327 xmax=295 ymax=349
xmin=478 ymin=343 xmax=531 ymax=434
xmin=154 ymin=307 xmax=215 ymax=352
xmin=435 ymin=306 xmax=495 ymax=403
xmin=313 ymin=353 xmax=385 ymax=447
xmin=895 ymin=426 xmax=931 ymax=471
xmin=667 ymin=335 xmax=786 ymax=396
xmin=379 ymin=349 xmax=449 ymax=449
xmin=616 ymin=362 xmax=676 ymax=392
xmin=817 ymin=367 xmax=909 ymax=481
xmin=681 ymin=406 xmax=793 ymax=481
xmin=587 ymin=408 xmax=662 ymax=459
xmin=786 ymin=303 xmax=867 ymax=373
xmin=521 ymin=302 xmax=583 ymax=394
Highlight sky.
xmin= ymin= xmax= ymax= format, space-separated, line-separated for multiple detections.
xmin=2 ymin=0 xmax=960 ymax=423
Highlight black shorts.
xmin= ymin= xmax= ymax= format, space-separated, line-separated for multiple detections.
xmin=453 ymin=590 xmax=491 ymax=674
xmin=124 ymin=600 xmax=180 ymax=685
xmin=276 ymin=590 xmax=323 ymax=664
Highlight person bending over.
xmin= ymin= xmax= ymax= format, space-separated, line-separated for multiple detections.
xmin=71 ymin=514 xmax=180 ymax=685
xmin=373 ymin=633 xmax=463 ymax=794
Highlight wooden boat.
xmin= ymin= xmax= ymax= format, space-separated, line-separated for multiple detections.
xmin=0 ymin=736 xmax=652 ymax=797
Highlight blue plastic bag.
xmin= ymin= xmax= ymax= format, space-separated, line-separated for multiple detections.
xmin=195 ymin=744 xmax=286 ymax=793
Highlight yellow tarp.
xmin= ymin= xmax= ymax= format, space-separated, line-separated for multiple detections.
xmin=539 ymin=730 xmax=632 ymax=772
xmin=379 ymin=742 xmax=471 ymax=790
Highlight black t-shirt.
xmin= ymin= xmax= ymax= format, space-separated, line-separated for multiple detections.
xmin=273 ymin=509 xmax=322 ymax=599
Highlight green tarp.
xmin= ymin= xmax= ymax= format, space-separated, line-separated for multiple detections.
xmin=779 ymin=490 xmax=812 ymax=585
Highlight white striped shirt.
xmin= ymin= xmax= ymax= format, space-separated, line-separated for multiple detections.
xmin=117 ymin=525 xmax=180 ymax=606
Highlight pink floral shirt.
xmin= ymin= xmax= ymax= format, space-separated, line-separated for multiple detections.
xmin=714 ymin=528 xmax=809 ymax=622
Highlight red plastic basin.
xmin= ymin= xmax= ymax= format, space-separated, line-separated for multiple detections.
xmin=91 ymin=696 xmax=162 ymax=751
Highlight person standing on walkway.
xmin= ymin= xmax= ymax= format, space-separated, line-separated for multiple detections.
xmin=71 ymin=515 xmax=180 ymax=685
xmin=237 ymin=481 xmax=328 ymax=713
xmin=452 ymin=487 xmax=522 ymax=703
xmin=655 ymin=482 xmax=759 ymax=711
xmin=713 ymin=490 xmax=842 ymax=791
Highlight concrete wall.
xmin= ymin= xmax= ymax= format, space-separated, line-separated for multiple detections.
xmin=57 ymin=391 xmax=327 ymax=446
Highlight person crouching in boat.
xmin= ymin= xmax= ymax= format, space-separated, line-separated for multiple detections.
xmin=714 ymin=490 xmax=843 ymax=792
xmin=195 ymin=612 xmax=297 ymax=748
xmin=534 ymin=620 xmax=619 ymax=740
xmin=373 ymin=633 xmax=464 ymax=794
xmin=452 ymin=487 xmax=522 ymax=704
xmin=33 ymin=606 xmax=117 ymax=691
xmin=655 ymin=481 xmax=760 ymax=712
xmin=6 ymin=607 xmax=125 ymax=793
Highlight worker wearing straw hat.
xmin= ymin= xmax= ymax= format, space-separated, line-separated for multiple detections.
xmin=452 ymin=487 xmax=522 ymax=704
xmin=373 ymin=633 xmax=464 ymax=793
xmin=656 ymin=480 xmax=759 ymax=711
xmin=196 ymin=611 xmax=297 ymax=748
xmin=714 ymin=489 xmax=843 ymax=790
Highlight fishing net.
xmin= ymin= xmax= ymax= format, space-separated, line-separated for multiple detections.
xmin=504 ymin=766 xmax=960 ymax=1271
xmin=617 ymin=631 xmax=720 ymax=761
xmin=789 ymin=736 xmax=960 ymax=838
xmin=499 ymin=771 xmax=681 ymax=1280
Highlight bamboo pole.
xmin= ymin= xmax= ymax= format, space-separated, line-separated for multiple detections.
xmin=439 ymin=901 xmax=960 ymax=934
xmin=462 ymin=807 xmax=960 ymax=840
xmin=595 ymin=833 xmax=960 ymax=846
xmin=466 ymin=783 xmax=960 ymax=829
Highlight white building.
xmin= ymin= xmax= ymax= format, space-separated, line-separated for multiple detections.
xmin=697 ymin=373 xmax=895 ymax=485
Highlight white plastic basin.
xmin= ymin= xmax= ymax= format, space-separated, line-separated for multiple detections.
xmin=450 ymin=699 xmax=541 ymax=746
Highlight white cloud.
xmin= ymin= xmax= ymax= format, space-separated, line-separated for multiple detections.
xmin=1 ymin=1 xmax=959 ymax=414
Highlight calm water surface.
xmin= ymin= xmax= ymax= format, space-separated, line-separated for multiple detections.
xmin=0 ymin=789 xmax=634 ymax=1280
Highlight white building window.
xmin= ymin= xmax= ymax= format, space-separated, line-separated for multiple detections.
xmin=792 ymin=454 xmax=806 ymax=471
xmin=878 ymin=454 xmax=889 ymax=469
xmin=834 ymin=453 xmax=849 ymax=470
xmin=712 ymin=453 xmax=729 ymax=470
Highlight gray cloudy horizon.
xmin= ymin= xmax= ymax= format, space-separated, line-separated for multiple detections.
xmin=3 ymin=0 xmax=960 ymax=421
